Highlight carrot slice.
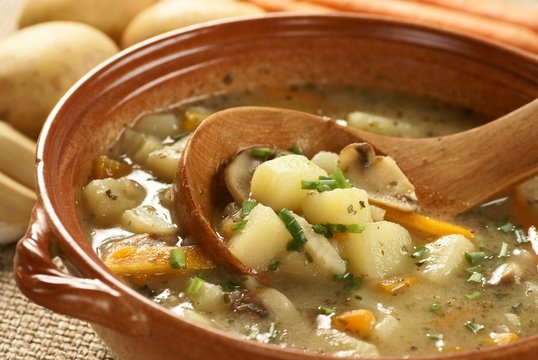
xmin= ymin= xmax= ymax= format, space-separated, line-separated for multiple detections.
xmin=331 ymin=309 xmax=376 ymax=338
xmin=415 ymin=0 xmax=538 ymax=33
xmin=245 ymin=0 xmax=336 ymax=12
xmin=104 ymin=245 xmax=214 ymax=276
xmin=93 ymin=155 xmax=131 ymax=179
xmin=378 ymin=275 xmax=417 ymax=294
xmin=303 ymin=0 xmax=538 ymax=54
xmin=380 ymin=205 xmax=474 ymax=239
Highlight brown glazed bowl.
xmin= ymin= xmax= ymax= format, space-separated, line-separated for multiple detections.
xmin=14 ymin=14 xmax=538 ymax=360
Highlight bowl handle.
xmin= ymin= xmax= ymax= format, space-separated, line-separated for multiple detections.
xmin=14 ymin=204 xmax=149 ymax=336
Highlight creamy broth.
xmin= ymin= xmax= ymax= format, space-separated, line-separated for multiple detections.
xmin=81 ymin=85 xmax=537 ymax=357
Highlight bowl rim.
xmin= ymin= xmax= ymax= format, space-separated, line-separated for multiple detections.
xmin=35 ymin=13 xmax=538 ymax=360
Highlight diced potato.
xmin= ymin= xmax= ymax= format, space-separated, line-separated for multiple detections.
xmin=227 ymin=204 xmax=291 ymax=271
xmin=251 ymin=154 xmax=327 ymax=213
xmin=120 ymin=205 xmax=177 ymax=235
xmin=370 ymin=205 xmax=386 ymax=222
xmin=347 ymin=111 xmax=420 ymax=138
xmin=146 ymin=138 xmax=189 ymax=182
xmin=277 ymin=251 xmax=321 ymax=281
xmin=294 ymin=214 xmax=346 ymax=275
xmin=302 ymin=188 xmax=372 ymax=225
xmin=118 ymin=128 xmax=163 ymax=165
xmin=189 ymin=279 xmax=226 ymax=313
xmin=83 ymin=177 xmax=145 ymax=225
xmin=133 ymin=113 xmax=180 ymax=139
xmin=373 ymin=314 xmax=400 ymax=342
xmin=420 ymin=234 xmax=475 ymax=284
xmin=341 ymin=221 xmax=413 ymax=280
xmin=311 ymin=151 xmax=338 ymax=174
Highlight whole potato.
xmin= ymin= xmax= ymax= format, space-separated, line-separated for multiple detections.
xmin=122 ymin=0 xmax=265 ymax=48
xmin=18 ymin=0 xmax=157 ymax=43
xmin=0 ymin=22 xmax=118 ymax=139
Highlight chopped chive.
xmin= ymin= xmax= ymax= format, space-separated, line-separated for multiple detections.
xmin=412 ymin=245 xmax=428 ymax=259
xmin=326 ymin=223 xmax=348 ymax=233
xmin=233 ymin=219 xmax=248 ymax=231
xmin=465 ymin=320 xmax=485 ymax=333
xmin=241 ymin=199 xmax=257 ymax=218
xmin=301 ymin=180 xmax=318 ymax=190
xmin=465 ymin=291 xmax=482 ymax=300
xmin=345 ymin=224 xmax=365 ymax=234
xmin=465 ymin=264 xmax=483 ymax=275
xmin=497 ymin=222 xmax=515 ymax=233
xmin=429 ymin=302 xmax=442 ymax=313
xmin=312 ymin=224 xmax=332 ymax=238
xmin=250 ymin=147 xmax=272 ymax=158
xmin=301 ymin=178 xmax=338 ymax=192
xmin=511 ymin=302 xmax=522 ymax=312
xmin=289 ymin=145 xmax=304 ymax=155
xmin=187 ymin=276 xmax=205 ymax=295
xmin=515 ymin=229 xmax=529 ymax=244
xmin=278 ymin=209 xmax=308 ymax=252
xmin=467 ymin=272 xmax=484 ymax=283
xmin=465 ymin=251 xmax=486 ymax=264
xmin=170 ymin=248 xmax=187 ymax=269
xmin=427 ymin=333 xmax=444 ymax=341
xmin=332 ymin=168 xmax=351 ymax=189
xmin=319 ymin=306 xmax=337 ymax=315
xmin=333 ymin=272 xmax=362 ymax=291
xmin=268 ymin=260 xmax=280 ymax=272
xmin=498 ymin=242 xmax=510 ymax=258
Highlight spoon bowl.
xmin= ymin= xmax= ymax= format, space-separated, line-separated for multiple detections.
xmin=174 ymin=103 xmax=538 ymax=273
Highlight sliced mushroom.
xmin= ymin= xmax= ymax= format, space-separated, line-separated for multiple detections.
xmin=224 ymin=146 xmax=288 ymax=203
xmin=487 ymin=261 xmax=524 ymax=285
xmin=338 ymin=143 xmax=418 ymax=211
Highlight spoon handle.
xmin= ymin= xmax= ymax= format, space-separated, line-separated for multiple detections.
xmin=360 ymin=98 xmax=538 ymax=215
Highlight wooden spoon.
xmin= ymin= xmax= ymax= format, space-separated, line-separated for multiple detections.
xmin=174 ymin=102 xmax=538 ymax=273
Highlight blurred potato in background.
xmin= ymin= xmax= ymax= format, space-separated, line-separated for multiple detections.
xmin=18 ymin=0 xmax=158 ymax=43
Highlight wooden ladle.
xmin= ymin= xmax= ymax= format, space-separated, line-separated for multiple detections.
xmin=174 ymin=102 xmax=538 ymax=273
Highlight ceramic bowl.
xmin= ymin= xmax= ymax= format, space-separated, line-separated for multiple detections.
xmin=14 ymin=14 xmax=538 ymax=360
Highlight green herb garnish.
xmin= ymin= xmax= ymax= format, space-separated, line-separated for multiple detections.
xmin=187 ymin=276 xmax=205 ymax=295
xmin=332 ymin=168 xmax=351 ymax=189
xmin=429 ymin=302 xmax=442 ymax=313
xmin=333 ymin=272 xmax=362 ymax=291
xmin=289 ymin=145 xmax=304 ymax=155
xmin=427 ymin=333 xmax=444 ymax=341
xmin=170 ymin=248 xmax=186 ymax=269
xmin=465 ymin=251 xmax=486 ymax=264
xmin=241 ymin=199 xmax=257 ymax=218
xmin=467 ymin=272 xmax=484 ymax=283
xmin=312 ymin=224 xmax=332 ymax=238
xmin=319 ymin=306 xmax=337 ymax=315
xmin=515 ymin=228 xmax=529 ymax=244
xmin=465 ymin=291 xmax=482 ymax=300
xmin=301 ymin=178 xmax=338 ymax=192
xmin=233 ymin=219 xmax=248 ymax=231
xmin=498 ymin=242 xmax=510 ymax=258
xmin=412 ymin=245 xmax=428 ymax=259
xmin=465 ymin=264 xmax=483 ymax=275
xmin=497 ymin=221 xmax=515 ymax=233
xmin=219 ymin=280 xmax=240 ymax=292
xmin=465 ymin=320 xmax=485 ymax=333
xmin=250 ymin=147 xmax=272 ymax=158
xmin=278 ymin=209 xmax=308 ymax=252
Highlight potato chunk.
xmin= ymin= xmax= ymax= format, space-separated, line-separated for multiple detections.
xmin=146 ymin=136 xmax=189 ymax=182
xmin=421 ymin=234 xmax=475 ymax=284
xmin=251 ymin=154 xmax=327 ymax=213
xmin=83 ymin=177 xmax=145 ymax=225
xmin=133 ymin=113 xmax=180 ymax=139
xmin=118 ymin=129 xmax=163 ymax=165
xmin=341 ymin=221 xmax=413 ymax=280
xmin=120 ymin=205 xmax=177 ymax=235
xmin=311 ymin=151 xmax=338 ymax=174
xmin=302 ymin=188 xmax=372 ymax=225
xmin=227 ymin=204 xmax=291 ymax=271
